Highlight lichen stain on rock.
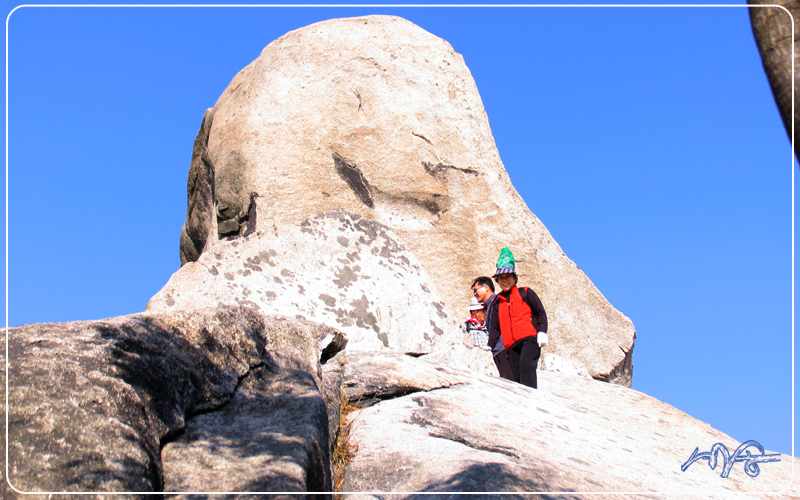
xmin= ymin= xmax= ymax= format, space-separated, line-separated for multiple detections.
xmin=353 ymin=218 xmax=380 ymax=245
xmin=330 ymin=308 xmax=355 ymax=328
xmin=243 ymin=256 xmax=263 ymax=272
xmin=224 ymin=272 xmax=235 ymax=281
xmin=349 ymin=294 xmax=380 ymax=333
xmin=300 ymin=219 xmax=315 ymax=235
xmin=281 ymin=268 xmax=295 ymax=278
xmin=258 ymin=250 xmax=278 ymax=267
xmin=432 ymin=302 xmax=448 ymax=319
xmin=319 ymin=294 xmax=337 ymax=307
xmin=273 ymin=276 xmax=283 ymax=284
xmin=333 ymin=265 xmax=359 ymax=289
xmin=337 ymin=236 xmax=349 ymax=247
xmin=429 ymin=320 xmax=444 ymax=336
xmin=234 ymin=297 xmax=261 ymax=310
xmin=208 ymin=266 xmax=219 ymax=276
xmin=265 ymin=291 xmax=277 ymax=299
xmin=377 ymin=331 xmax=390 ymax=348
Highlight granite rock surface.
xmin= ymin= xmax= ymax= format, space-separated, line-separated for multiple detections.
xmin=177 ymin=14 xmax=636 ymax=384
xmin=153 ymin=209 xmax=482 ymax=366
xmin=338 ymin=351 xmax=799 ymax=499
xmin=2 ymin=307 xmax=339 ymax=496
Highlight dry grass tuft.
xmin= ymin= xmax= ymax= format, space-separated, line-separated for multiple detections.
xmin=333 ymin=391 xmax=362 ymax=494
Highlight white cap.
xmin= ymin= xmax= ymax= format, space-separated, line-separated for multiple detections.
xmin=468 ymin=297 xmax=484 ymax=311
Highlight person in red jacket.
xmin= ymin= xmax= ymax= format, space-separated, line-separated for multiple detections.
xmin=487 ymin=247 xmax=548 ymax=389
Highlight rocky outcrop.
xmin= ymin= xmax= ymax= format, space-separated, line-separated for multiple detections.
xmin=2 ymin=307 xmax=342 ymax=496
xmin=161 ymin=353 xmax=330 ymax=495
xmin=152 ymin=209 xmax=490 ymax=372
xmin=13 ymin=14 xmax=794 ymax=499
xmin=176 ymin=14 xmax=636 ymax=384
xmin=3 ymin=307 xmax=795 ymax=498
xmin=337 ymin=351 xmax=799 ymax=498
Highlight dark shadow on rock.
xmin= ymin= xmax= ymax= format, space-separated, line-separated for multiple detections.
xmin=408 ymin=462 xmax=583 ymax=500
xmin=5 ymin=307 xmax=268 ymax=494
xmin=162 ymin=358 xmax=332 ymax=494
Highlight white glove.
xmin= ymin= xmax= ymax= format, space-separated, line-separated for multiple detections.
xmin=537 ymin=332 xmax=548 ymax=347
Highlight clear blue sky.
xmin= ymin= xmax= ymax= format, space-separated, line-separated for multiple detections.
xmin=4 ymin=1 xmax=795 ymax=463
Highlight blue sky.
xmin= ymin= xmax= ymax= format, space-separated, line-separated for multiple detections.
xmin=4 ymin=0 xmax=795 ymax=465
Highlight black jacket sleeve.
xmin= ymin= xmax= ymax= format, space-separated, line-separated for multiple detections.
xmin=521 ymin=287 xmax=548 ymax=334
xmin=487 ymin=296 xmax=502 ymax=349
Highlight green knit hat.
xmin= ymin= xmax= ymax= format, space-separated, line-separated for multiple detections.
xmin=493 ymin=247 xmax=516 ymax=277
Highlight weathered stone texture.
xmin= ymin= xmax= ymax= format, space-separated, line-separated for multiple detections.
xmin=338 ymin=352 xmax=799 ymax=498
xmin=151 ymin=209 xmax=471 ymax=358
xmin=177 ymin=14 xmax=636 ymax=384
xmin=2 ymin=308 xmax=337 ymax=496
xmin=161 ymin=354 xmax=331 ymax=495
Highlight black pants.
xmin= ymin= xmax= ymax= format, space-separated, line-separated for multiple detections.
xmin=507 ymin=337 xmax=541 ymax=389
xmin=493 ymin=349 xmax=514 ymax=380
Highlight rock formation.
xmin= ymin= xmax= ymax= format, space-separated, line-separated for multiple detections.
xmin=150 ymin=209 xmax=496 ymax=377
xmin=5 ymin=14 xmax=795 ymax=500
xmin=3 ymin=317 xmax=797 ymax=497
xmin=176 ymin=14 xmax=635 ymax=384
xmin=2 ymin=307 xmax=343 ymax=496
xmin=337 ymin=351 xmax=799 ymax=498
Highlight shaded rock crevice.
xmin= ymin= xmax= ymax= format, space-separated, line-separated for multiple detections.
xmin=161 ymin=353 xmax=333 ymax=494
xmin=373 ymin=187 xmax=446 ymax=217
xmin=180 ymin=108 xmax=217 ymax=265
xmin=422 ymin=160 xmax=479 ymax=178
xmin=333 ymin=152 xmax=374 ymax=208
xmin=5 ymin=306 xmax=268 ymax=493
xmin=218 ymin=191 xmax=259 ymax=240
xmin=412 ymin=131 xmax=433 ymax=145
xmin=593 ymin=334 xmax=635 ymax=387
xmin=425 ymin=429 xmax=520 ymax=460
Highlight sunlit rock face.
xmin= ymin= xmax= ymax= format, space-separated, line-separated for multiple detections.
xmin=177 ymin=14 xmax=635 ymax=384
xmin=155 ymin=210 xmax=477 ymax=358
xmin=335 ymin=351 xmax=800 ymax=497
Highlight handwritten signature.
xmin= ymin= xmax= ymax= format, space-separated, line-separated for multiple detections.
xmin=681 ymin=440 xmax=781 ymax=478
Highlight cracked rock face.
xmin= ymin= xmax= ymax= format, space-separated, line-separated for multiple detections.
xmin=2 ymin=307 xmax=336 ymax=496
xmin=338 ymin=352 xmax=800 ymax=498
xmin=153 ymin=210 xmax=472 ymax=358
xmin=178 ymin=14 xmax=635 ymax=384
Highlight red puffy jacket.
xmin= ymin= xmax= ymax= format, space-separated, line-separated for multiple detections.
xmin=488 ymin=286 xmax=548 ymax=351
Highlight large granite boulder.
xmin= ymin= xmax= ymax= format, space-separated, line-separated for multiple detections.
xmin=177 ymin=14 xmax=635 ymax=384
xmin=336 ymin=351 xmax=799 ymax=498
xmin=151 ymin=209 xmax=495 ymax=376
xmin=2 ymin=307 xmax=340 ymax=496
xmin=3 ymin=307 xmax=792 ymax=498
